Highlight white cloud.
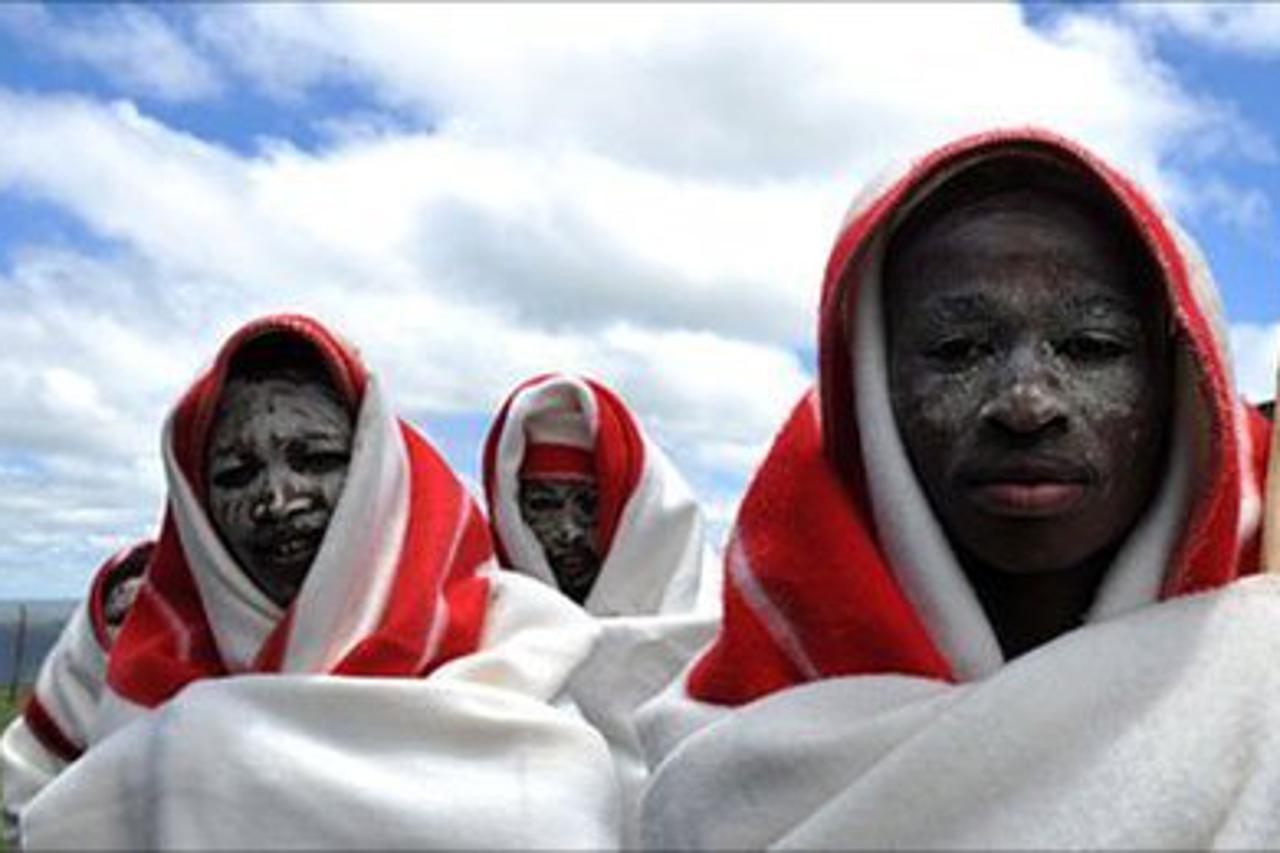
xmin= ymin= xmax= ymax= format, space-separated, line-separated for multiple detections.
xmin=187 ymin=4 xmax=1270 ymax=188
xmin=1232 ymin=323 xmax=1280 ymax=405
xmin=0 ymin=4 xmax=1275 ymax=596
xmin=1193 ymin=179 xmax=1274 ymax=235
xmin=0 ymin=5 xmax=222 ymax=102
xmin=1121 ymin=3 xmax=1280 ymax=58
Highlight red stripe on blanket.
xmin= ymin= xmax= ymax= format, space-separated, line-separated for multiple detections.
xmin=22 ymin=695 xmax=83 ymax=764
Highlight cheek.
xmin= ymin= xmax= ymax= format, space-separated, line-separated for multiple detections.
xmin=316 ymin=471 xmax=347 ymax=507
xmin=892 ymin=365 xmax=983 ymax=454
xmin=209 ymin=490 xmax=253 ymax=536
xmin=523 ymin=511 xmax=554 ymax=539
xmin=1069 ymin=366 xmax=1163 ymax=465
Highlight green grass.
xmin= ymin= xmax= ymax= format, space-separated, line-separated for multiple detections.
xmin=0 ymin=691 xmax=20 ymax=729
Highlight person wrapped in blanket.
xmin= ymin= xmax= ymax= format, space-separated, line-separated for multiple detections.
xmin=482 ymin=374 xmax=720 ymax=847
xmin=639 ymin=128 xmax=1276 ymax=849
xmin=10 ymin=315 xmax=617 ymax=850
xmin=1 ymin=541 xmax=150 ymax=844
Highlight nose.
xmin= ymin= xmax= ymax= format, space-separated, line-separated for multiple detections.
xmin=549 ymin=510 xmax=586 ymax=545
xmin=250 ymin=470 xmax=309 ymax=523
xmin=980 ymin=350 xmax=1068 ymax=438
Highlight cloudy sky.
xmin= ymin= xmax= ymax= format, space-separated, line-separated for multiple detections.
xmin=0 ymin=3 xmax=1276 ymax=599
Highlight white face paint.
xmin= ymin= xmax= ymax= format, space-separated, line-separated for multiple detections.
xmin=103 ymin=575 xmax=143 ymax=642
xmin=206 ymin=377 xmax=353 ymax=607
xmin=517 ymin=478 xmax=601 ymax=605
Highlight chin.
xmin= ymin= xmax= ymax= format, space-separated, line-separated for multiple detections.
xmin=967 ymin=541 xmax=1100 ymax=575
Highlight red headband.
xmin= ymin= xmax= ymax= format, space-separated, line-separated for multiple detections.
xmin=521 ymin=442 xmax=596 ymax=481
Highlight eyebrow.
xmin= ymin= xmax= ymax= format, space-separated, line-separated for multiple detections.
xmin=917 ymin=293 xmax=996 ymax=323
xmin=1060 ymin=292 xmax=1142 ymax=318
xmin=294 ymin=431 xmax=347 ymax=442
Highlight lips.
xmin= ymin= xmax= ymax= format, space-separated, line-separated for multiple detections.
xmin=958 ymin=458 xmax=1092 ymax=519
xmin=549 ymin=549 xmax=600 ymax=584
xmin=252 ymin=527 xmax=324 ymax=568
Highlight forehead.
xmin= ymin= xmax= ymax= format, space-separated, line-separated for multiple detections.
xmin=210 ymin=377 xmax=350 ymax=446
xmin=887 ymin=189 xmax=1153 ymax=315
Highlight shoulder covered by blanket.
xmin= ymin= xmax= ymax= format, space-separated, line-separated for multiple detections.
xmin=640 ymin=127 xmax=1274 ymax=850
xmin=18 ymin=315 xmax=622 ymax=849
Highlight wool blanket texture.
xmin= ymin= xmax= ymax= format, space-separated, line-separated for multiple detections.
xmin=16 ymin=315 xmax=617 ymax=849
xmin=639 ymin=128 xmax=1274 ymax=850
xmin=0 ymin=541 xmax=150 ymax=843
xmin=483 ymin=374 xmax=722 ymax=847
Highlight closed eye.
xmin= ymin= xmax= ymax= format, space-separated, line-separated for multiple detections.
xmin=293 ymin=450 xmax=349 ymax=475
xmin=1056 ymin=334 xmax=1132 ymax=364
xmin=211 ymin=460 xmax=260 ymax=490
xmin=572 ymin=491 xmax=598 ymax=516
xmin=924 ymin=338 xmax=992 ymax=370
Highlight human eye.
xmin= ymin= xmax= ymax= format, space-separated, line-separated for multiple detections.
xmin=1056 ymin=333 xmax=1133 ymax=365
xmin=520 ymin=486 xmax=559 ymax=513
xmin=290 ymin=442 xmax=349 ymax=474
xmin=573 ymin=490 xmax=598 ymax=516
xmin=923 ymin=337 xmax=992 ymax=371
xmin=211 ymin=458 xmax=260 ymax=489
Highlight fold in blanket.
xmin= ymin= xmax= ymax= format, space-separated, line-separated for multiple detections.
xmin=15 ymin=315 xmax=618 ymax=849
xmin=1 ymin=541 xmax=150 ymax=840
xmin=483 ymin=373 xmax=722 ymax=847
xmin=640 ymin=128 xmax=1274 ymax=849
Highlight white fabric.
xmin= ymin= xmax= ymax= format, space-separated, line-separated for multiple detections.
xmin=16 ymin=358 xmax=622 ymax=849
xmin=491 ymin=375 xmax=720 ymax=619
xmin=21 ymin=571 xmax=620 ymax=850
xmin=638 ymin=134 xmax=1269 ymax=850
xmin=489 ymin=374 xmax=722 ymax=846
xmin=643 ymin=576 xmax=1280 ymax=850
xmin=525 ymin=408 xmax=594 ymax=449
xmin=0 ymin=600 xmax=101 ymax=842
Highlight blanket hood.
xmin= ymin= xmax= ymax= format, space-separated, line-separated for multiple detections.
xmin=483 ymin=373 xmax=717 ymax=618
xmin=106 ymin=314 xmax=492 ymax=711
xmin=688 ymin=128 xmax=1270 ymax=703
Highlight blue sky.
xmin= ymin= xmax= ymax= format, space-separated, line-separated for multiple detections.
xmin=0 ymin=3 xmax=1276 ymax=599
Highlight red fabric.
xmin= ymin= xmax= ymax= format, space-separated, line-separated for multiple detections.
xmin=21 ymin=695 xmax=82 ymax=764
xmin=106 ymin=315 xmax=492 ymax=709
xmin=21 ymin=541 xmax=155 ymax=759
xmin=482 ymin=374 xmax=645 ymax=568
xmin=86 ymin=541 xmax=154 ymax=651
xmin=689 ymin=128 xmax=1269 ymax=705
xmin=521 ymin=443 xmax=597 ymax=481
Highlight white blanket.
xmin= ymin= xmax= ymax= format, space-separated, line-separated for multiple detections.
xmin=1 ymin=600 xmax=95 ymax=843
xmin=484 ymin=374 xmax=723 ymax=847
xmin=642 ymin=575 xmax=1280 ymax=850
xmin=22 ymin=570 xmax=620 ymax=850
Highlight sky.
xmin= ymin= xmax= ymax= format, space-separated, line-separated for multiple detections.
xmin=0 ymin=2 xmax=1276 ymax=600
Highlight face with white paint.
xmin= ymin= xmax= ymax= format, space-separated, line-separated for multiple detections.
xmin=884 ymin=187 xmax=1171 ymax=577
xmin=206 ymin=375 xmax=354 ymax=607
xmin=518 ymin=478 xmax=601 ymax=604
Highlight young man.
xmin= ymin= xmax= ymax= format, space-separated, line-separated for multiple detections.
xmin=641 ymin=129 xmax=1275 ymax=849
xmin=483 ymin=373 xmax=720 ymax=847
xmin=14 ymin=316 xmax=617 ymax=849
xmin=1 ymin=540 xmax=150 ymax=844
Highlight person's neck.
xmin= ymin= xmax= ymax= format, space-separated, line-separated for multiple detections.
xmin=960 ymin=548 xmax=1114 ymax=660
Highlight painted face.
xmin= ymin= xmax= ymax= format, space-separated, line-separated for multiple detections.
xmin=884 ymin=190 xmax=1171 ymax=575
xmin=206 ymin=377 xmax=353 ymax=606
xmin=518 ymin=478 xmax=601 ymax=604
